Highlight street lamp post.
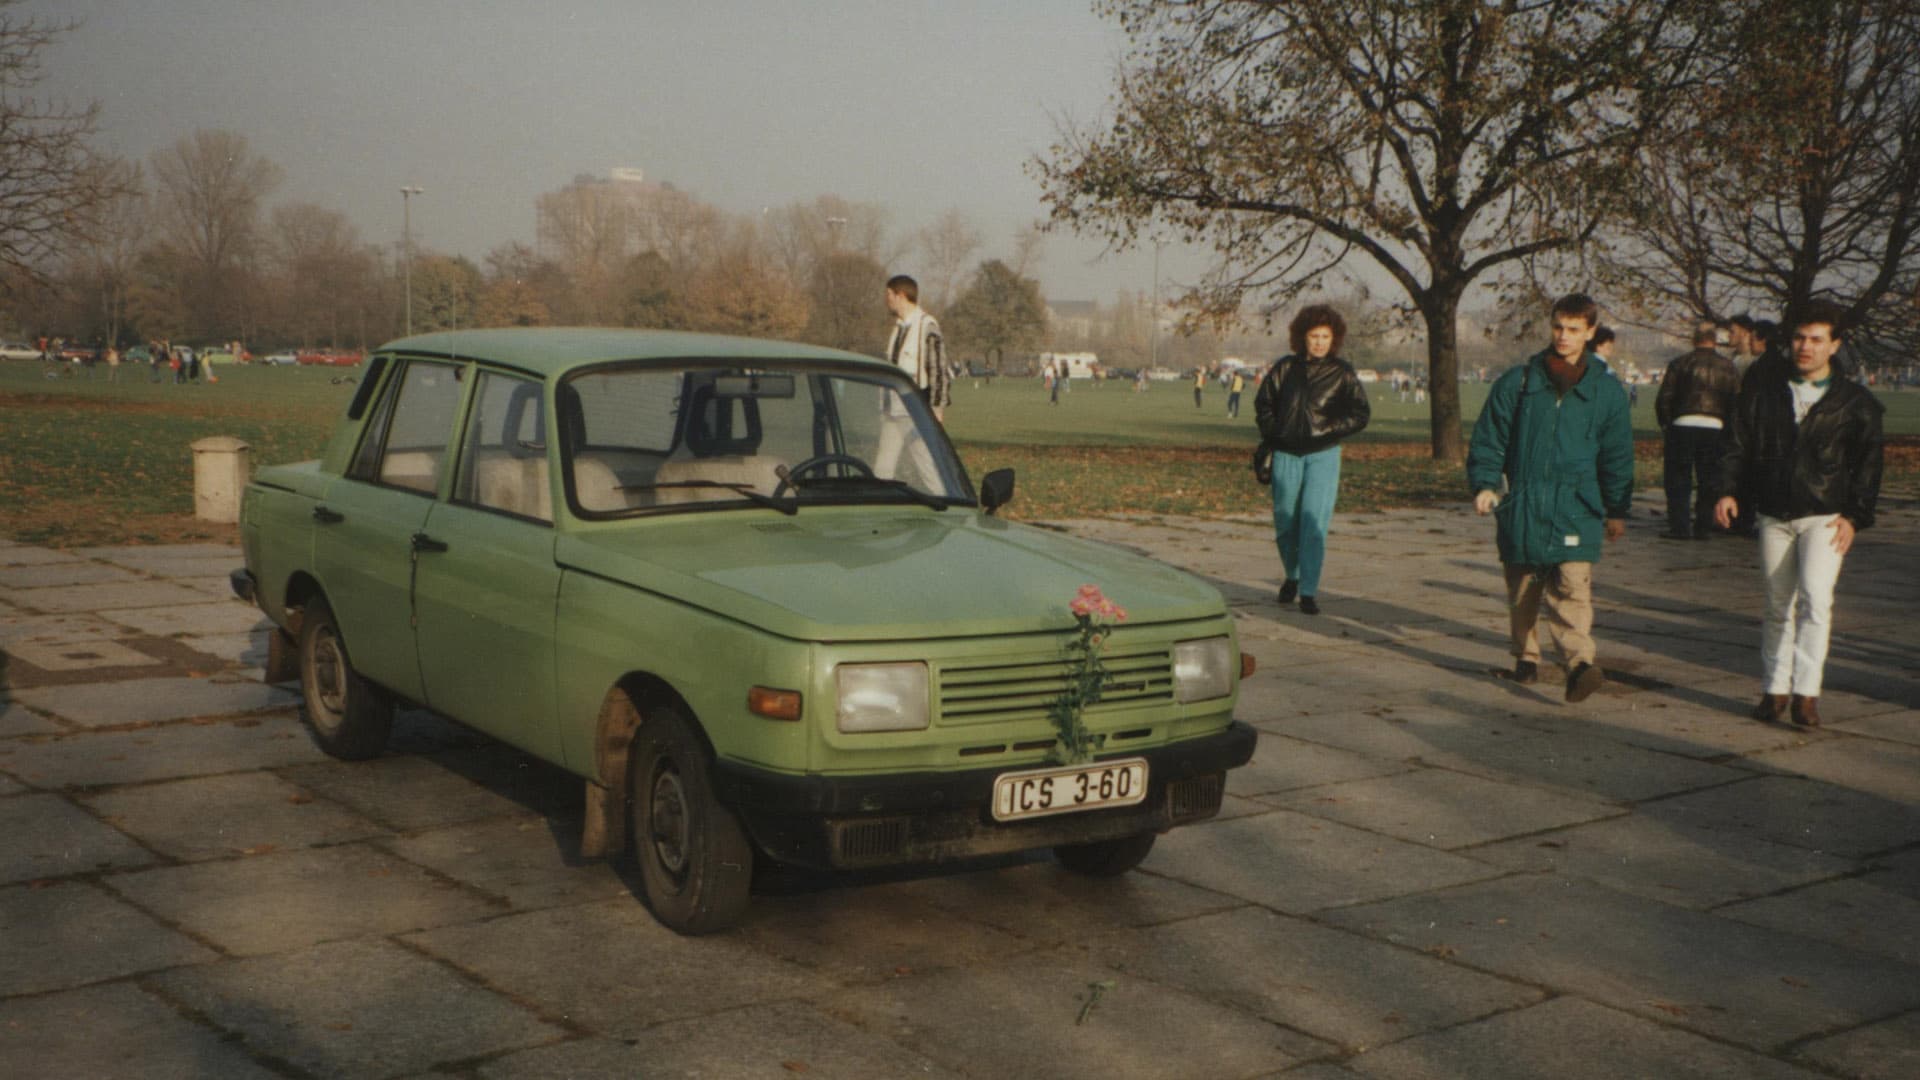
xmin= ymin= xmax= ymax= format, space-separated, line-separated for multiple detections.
xmin=400 ymin=185 xmax=423 ymax=335
xmin=1150 ymin=239 xmax=1163 ymax=372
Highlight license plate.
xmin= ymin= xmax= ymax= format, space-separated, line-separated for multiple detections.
xmin=990 ymin=759 xmax=1149 ymax=822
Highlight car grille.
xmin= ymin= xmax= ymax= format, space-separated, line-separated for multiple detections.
xmin=937 ymin=645 xmax=1174 ymax=725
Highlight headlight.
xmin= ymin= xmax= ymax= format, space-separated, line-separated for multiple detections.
xmin=836 ymin=662 xmax=930 ymax=733
xmin=1172 ymin=637 xmax=1234 ymax=703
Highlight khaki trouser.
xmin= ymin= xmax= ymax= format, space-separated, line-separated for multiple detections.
xmin=1504 ymin=562 xmax=1596 ymax=667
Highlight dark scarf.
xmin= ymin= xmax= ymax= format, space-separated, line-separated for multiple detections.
xmin=1544 ymin=354 xmax=1588 ymax=397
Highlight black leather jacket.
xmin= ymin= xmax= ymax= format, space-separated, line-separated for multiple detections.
xmin=1721 ymin=358 xmax=1884 ymax=529
xmin=1254 ymin=354 xmax=1371 ymax=454
xmin=1655 ymin=347 xmax=1739 ymax=427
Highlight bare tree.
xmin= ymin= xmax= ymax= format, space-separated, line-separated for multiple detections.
xmin=272 ymin=202 xmax=377 ymax=347
xmin=0 ymin=6 xmax=125 ymax=290
xmin=149 ymin=129 xmax=282 ymax=335
xmin=1035 ymin=0 xmax=1714 ymax=459
xmin=69 ymin=158 xmax=150 ymax=347
xmin=915 ymin=208 xmax=984 ymax=312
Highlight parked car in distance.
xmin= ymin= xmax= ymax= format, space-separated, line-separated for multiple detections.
xmin=232 ymin=328 xmax=1255 ymax=934
xmin=260 ymin=352 xmax=298 ymax=366
xmin=296 ymin=349 xmax=364 ymax=366
xmin=0 ymin=341 xmax=40 ymax=360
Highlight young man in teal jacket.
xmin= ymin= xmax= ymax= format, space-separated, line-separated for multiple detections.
xmin=1468 ymin=293 xmax=1635 ymax=703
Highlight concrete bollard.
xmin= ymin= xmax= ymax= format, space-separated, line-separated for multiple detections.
xmin=192 ymin=436 xmax=251 ymax=523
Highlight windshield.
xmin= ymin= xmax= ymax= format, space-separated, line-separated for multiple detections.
xmin=560 ymin=363 xmax=971 ymax=516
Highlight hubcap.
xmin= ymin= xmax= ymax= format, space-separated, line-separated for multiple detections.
xmin=649 ymin=764 xmax=691 ymax=876
xmin=310 ymin=629 xmax=346 ymax=723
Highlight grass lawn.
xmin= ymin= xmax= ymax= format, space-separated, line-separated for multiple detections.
xmin=4 ymin=359 xmax=1915 ymax=547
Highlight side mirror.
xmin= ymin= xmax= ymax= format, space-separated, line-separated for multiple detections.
xmin=979 ymin=468 xmax=1015 ymax=515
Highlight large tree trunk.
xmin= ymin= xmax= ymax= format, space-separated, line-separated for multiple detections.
xmin=1420 ymin=287 xmax=1467 ymax=462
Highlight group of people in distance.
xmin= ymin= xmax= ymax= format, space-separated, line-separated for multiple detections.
xmin=1246 ymin=293 xmax=1884 ymax=725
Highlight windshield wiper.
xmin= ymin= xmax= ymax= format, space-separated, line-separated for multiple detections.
xmin=619 ymin=480 xmax=797 ymax=515
xmin=792 ymin=475 xmax=951 ymax=511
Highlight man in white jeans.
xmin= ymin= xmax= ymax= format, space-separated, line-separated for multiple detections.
xmin=1715 ymin=301 xmax=1884 ymax=727
xmin=874 ymin=274 xmax=948 ymax=487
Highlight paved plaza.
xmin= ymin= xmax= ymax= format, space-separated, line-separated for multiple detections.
xmin=2 ymin=492 xmax=1917 ymax=1079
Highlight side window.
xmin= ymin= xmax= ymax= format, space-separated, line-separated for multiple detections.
xmin=454 ymin=372 xmax=550 ymax=523
xmin=347 ymin=360 xmax=465 ymax=494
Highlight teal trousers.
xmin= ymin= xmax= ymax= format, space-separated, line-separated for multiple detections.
xmin=1270 ymin=445 xmax=1342 ymax=596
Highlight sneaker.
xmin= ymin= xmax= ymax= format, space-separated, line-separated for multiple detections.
xmin=1750 ymin=693 xmax=1790 ymax=723
xmin=1565 ymin=662 xmax=1605 ymax=703
xmin=1791 ymin=695 xmax=1823 ymax=727
xmin=1277 ymin=580 xmax=1298 ymax=605
xmin=1298 ymin=595 xmax=1320 ymax=615
xmin=1512 ymin=659 xmax=1539 ymax=685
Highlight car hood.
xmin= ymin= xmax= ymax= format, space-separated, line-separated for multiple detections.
xmin=555 ymin=509 xmax=1225 ymax=642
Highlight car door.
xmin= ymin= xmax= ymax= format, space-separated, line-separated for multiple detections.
xmin=411 ymin=370 xmax=563 ymax=762
xmin=311 ymin=357 xmax=469 ymax=704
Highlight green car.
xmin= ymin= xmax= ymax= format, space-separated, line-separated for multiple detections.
xmin=233 ymin=328 xmax=1255 ymax=933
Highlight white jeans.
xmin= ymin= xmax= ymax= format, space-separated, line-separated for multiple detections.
xmin=873 ymin=410 xmax=935 ymax=489
xmin=1757 ymin=513 xmax=1847 ymax=696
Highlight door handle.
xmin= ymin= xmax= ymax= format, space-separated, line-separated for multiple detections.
xmin=411 ymin=532 xmax=449 ymax=554
xmin=312 ymin=505 xmax=344 ymax=524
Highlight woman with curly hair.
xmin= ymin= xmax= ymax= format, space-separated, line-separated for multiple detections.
xmin=1253 ymin=304 xmax=1371 ymax=614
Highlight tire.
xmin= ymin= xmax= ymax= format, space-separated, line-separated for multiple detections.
xmin=296 ymin=597 xmax=393 ymax=761
xmin=1055 ymin=832 xmax=1156 ymax=877
xmin=629 ymin=707 xmax=754 ymax=934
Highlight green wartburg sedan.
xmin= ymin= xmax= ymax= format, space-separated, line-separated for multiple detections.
xmin=233 ymin=328 xmax=1256 ymax=933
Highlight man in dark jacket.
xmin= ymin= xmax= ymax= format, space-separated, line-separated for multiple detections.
xmin=1715 ymin=301 xmax=1883 ymax=728
xmin=1468 ymin=293 xmax=1634 ymax=703
xmin=1654 ymin=321 xmax=1740 ymax=539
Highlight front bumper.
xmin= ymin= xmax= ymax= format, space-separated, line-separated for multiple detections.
xmin=714 ymin=721 xmax=1257 ymax=870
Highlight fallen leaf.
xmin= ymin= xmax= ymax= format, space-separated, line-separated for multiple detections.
xmin=1648 ymin=1001 xmax=1689 ymax=1016
xmin=781 ymin=1063 xmax=809 ymax=1074
xmin=241 ymin=844 xmax=277 ymax=856
xmin=286 ymin=794 xmax=313 ymax=805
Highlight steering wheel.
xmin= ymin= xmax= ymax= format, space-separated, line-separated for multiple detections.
xmin=773 ymin=453 xmax=876 ymax=498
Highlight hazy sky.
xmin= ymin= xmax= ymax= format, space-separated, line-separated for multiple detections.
xmin=22 ymin=0 xmax=1213 ymax=303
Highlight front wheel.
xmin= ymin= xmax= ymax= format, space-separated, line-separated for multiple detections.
xmin=1054 ymin=832 xmax=1156 ymax=877
xmin=629 ymin=707 xmax=754 ymax=934
xmin=296 ymin=597 xmax=393 ymax=761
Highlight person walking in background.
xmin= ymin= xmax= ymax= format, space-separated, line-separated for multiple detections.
xmin=875 ymin=274 xmax=947 ymax=485
xmin=105 ymin=343 xmax=121 ymax=383
xmin=1654 ymin=320 xmax=1740 ymax=540
xmin=1716 ymin=301 xmax=1883 ymax=728
xmin=1253 ymin=304 xmax=1370 ymax=616
xmin=1193 ymin=366 xmax=1205 ymax=408
xmin=1226 ymin=368 xmax=1245 ymax=418
xmin=1468 ymin=293 xmax=1633 ymax=703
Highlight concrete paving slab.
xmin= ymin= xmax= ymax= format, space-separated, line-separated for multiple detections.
xmin=7 ymin=580 xmax=215 ymax=614
xmin=151 ymin=938 xmax=563 ymax=1079
xmin=1718 ymin=872 xmax=1920 ymax=967
xmin=76 ymin=544 xmax=241 ymax=571
xmin=175 ymin=630 xmax=269 ymax=665
xmin=0 ymin=698 xmax=61 ymax=736
xmin=8 ymin=675 xmax=295 ymax=727
xmin=0 ymin=545 xmax=79 ymax=566
xmin=1139 ymin=810 xmax=1504 ymax=913
xmin=1472 ymin=814 xmax=1856 ymax=910
xmin=108 ymin=843 xmax=502 ymax=956
xmin=882 ymin=859 xmax=1244 ymax=946
xmin=826 ymin=947 xmax=1331 ymax=1079
xmin=736 ymin=879 xmax=1040 ymax=982
xmin=0 ymin=981 xmax=281 ymax=1080
xmin=0 ymin=792 xmax=157 ymax=883
xmin=1259 ymin=707 xmax=1556 ymax=770
xmin=1278 ymin=768 xmax=1622 ymax=849
xmin=477 ymin=1003 xmax=965 ymax=1080
xmin=1324 ymin=874 xmax=1920 ymax=1052
xmin=0 ymin=880 xmax=217 ymax=996
xmin=278 ymin=748 xmax=565 ymax=833
xmin=1827 ymin=707 xmax=1920 ymax=745
xmin=1410 ymin=726 xmax=1755 ymax=804
xmin=0 ymin=561 xmax=139 ymax=589
xmin=1228 ymin=734 xmax=1415 ymax=798
xmin=0 ymin=713 xmax=326 ymax=788
xmin=0 ymin=774 xmax=21 ymax=795
xmin=0 ymin=611 xmax=132 ymax=645
xmin=404 ymin=899 xmax=826 ymax=1035
xmin=78 ymin=772 xmax=385 ymax=861
xmin=1525 ymin=700 xmax=1840 ymax=760
xmin=1346 ymin=996 xmax=1830 ymax=1080
xmin=382 ymin=815 xmax=628 ymax=911
xmin=96 ymin=601 xmax=269 ymax=638
xmin=1641 ymin=774 xmax=1920 ymax=858
xmin=1793 ymin=1009 xmax=1920 ymax=1080
xmin=1750 ymin=736 xmax=1920 ymax=805
xmin=1087 ymin=906 xmax=1543 ymax=1052
xmin=3 ymin=636 xmax=163 ymax=672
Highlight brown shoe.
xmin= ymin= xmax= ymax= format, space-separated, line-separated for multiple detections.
xmin=1791 ymin=695 xmax=1823 ymax=727
xmin=1565 ymin=662 xmax=1605 ymax=703
xmin=1750 ymin=693 xmax=1790 ymax=723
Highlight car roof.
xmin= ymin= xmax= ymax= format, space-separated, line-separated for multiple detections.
xmin=378 ymin=327 xmax=892 ymax=379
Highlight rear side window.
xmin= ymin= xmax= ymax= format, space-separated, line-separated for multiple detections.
xmin=347 ymin=360 xmax=466 ymax=494
xmin=454 ymin=372 xmax=550 ymax=523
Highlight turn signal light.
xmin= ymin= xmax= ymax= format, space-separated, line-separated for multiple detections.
xmin=748 ymin=686 xmax=802 ymax=721
xmin=1240 ymin=652 xmax=1257 ymax=679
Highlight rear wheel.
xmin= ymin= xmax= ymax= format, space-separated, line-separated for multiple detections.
xmin=296 ymin=597 xmax=393 ymax=760
xmin=1054 ymin=832 xmax=1156 ymax=877
xmin=629 ymin=707 xmax=754 ymax=934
